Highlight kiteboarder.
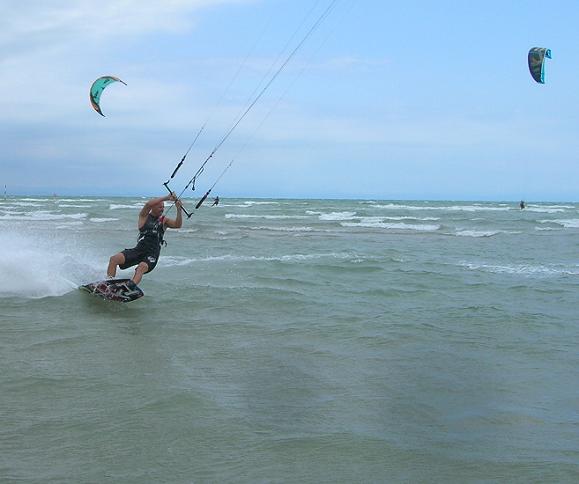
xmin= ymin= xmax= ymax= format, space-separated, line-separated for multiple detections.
xmin=520 ymin=200 xmax=526 ymax=210
xmin=107 ymin=193 xmax=183 ymax=284
xmin=212 ymin=196 xmax=220 ymax=206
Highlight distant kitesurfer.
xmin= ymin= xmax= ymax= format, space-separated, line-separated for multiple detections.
xmin=107 ymin=193 xmax=183 ymax=284
xmin=212 ymin=196 xmax=220 ymax=206
xmin=520 ymin=200 xmax=526 ymax=210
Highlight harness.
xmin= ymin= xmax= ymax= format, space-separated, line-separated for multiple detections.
xmin=137 ymin=214 xmax=166 ymax=251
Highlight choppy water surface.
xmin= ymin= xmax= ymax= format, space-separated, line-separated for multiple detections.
xmin=1 ymin=197 xmax=578 ymax=482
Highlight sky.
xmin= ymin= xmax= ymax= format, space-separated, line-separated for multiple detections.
xmin=1 ymin=0 xmax=579 ymax=201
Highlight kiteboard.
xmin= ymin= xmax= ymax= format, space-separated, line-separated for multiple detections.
xmin=79 ymin=278 xmax=144 ymax=303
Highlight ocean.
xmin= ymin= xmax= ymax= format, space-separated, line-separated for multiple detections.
xmin=1 ymin=196 xmax=578 ymax=482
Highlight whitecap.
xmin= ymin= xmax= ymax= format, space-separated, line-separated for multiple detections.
xmin=246 ymin=226 xmax=314 ymax=232
xmin=549 ymin=219 xmax=579 ymax=228
xmin=370 ymin=203 xmax=511 ymax=212
xmin=242 ymin=201 xmax=280 ymax=206
xmin=455 ymin=230 xmax=499 ymax=238
xmin=109 ymin=204 xmax=141 ymax=210
xmin=55 ymin=222 xmax=85 ymax=229
xmin=159 ymin=252 xmax=353 ymax=267
xmin=460 ymin=262 xmax=579 ymax=276
xmin=225 ymin=214 xmax=310 ymax=220
xmin=7 ymin=202 xmax=45 ymax=207
xmin=59 ymin=204 xmax=94 ymax=208
xmin=383 ymin=216 xmax=440 ymax=221
xmin=319 ymin=211 xmax=357 ymax=221
xmin=341 ymin=221 xmax=440 ymax=231
xmin=0 ymin=212 xmax=87 ymax=221
xmin=525 ymin=207 xmax=567 ymax=214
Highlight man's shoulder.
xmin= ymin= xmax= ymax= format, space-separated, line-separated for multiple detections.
xmin=137 ymin=211 xmax=151 ymax=227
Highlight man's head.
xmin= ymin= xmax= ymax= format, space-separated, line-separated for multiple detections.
xmin=150 ymin=201 xmax=165 ymax=217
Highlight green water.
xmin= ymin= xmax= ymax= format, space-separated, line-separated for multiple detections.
xmin=1 ymin=197 xmax=578 ymax=482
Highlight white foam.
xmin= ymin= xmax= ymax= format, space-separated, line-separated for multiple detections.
xmin=0 ymin=212 xmax=87 ymax=221
xmin=461 ymin=262 xmax=579 ymax=276
xmin=341 ymin=221 xmax=440 ymax=231
xmin=5 ymin=201 xmax=46 ymax=207
xmin=109 ymin=203 xmax=141 ymax=210
xmin=525 ymin=207 xmax=567 ymax=213
xmin=318 ymin=211 xmax=357 ymax=221
xmin=532 ymin=204 xmax=575 ymax=209
xmin=0 ymin=208 xmax=25 ymax=216
xmin=90 ymin=218 xmax=118 ymax=223
xmin=370 ymin=204 xmax=512 ymax=212
xmin=159 ymin=252 xmax=352 ymax=267
xmin=58 ymin=204 xmax=94 ymax=208
xmin=242 ymin=201 xmax=280 ymax=206
xmin=219 ymin=201 xmax=280 ymax=208
xmin=246 ymin=226 xmax=314 ymax=232
xmin=546 ymin=219 xmax=579 ymax=228
xmin=225 ymin=214 xmax=310 ymax=220
xmin=455 ymin=230 xmax=499 ymax=238
xmin=356 ymin=215 xmax=440 ymax=224
xmin=55 ymin=222 xmax=84 ymax=229
xmin=382 ymin=216 xmax=440 ymax=221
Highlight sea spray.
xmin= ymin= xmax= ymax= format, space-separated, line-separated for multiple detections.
xmin=0 ymin=229 xmax=102 ymax=298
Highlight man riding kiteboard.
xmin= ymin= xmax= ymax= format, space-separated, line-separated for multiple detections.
xmin=107 ymin=193 xmax=183 ymax=285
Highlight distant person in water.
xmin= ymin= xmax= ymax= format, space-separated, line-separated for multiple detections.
xmin=107 ymin=193 xmax=183 ymax=285
xmin=212 ymin=196 xmax=220 ymax=206
xmin=520 ymin=200 xmax=526 ymax=210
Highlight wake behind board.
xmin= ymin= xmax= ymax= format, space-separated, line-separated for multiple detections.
xmin=80 ymin=278 xmax=144 ymax=303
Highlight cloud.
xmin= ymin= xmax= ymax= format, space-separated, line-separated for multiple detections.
xmin=0 ymin=0 xmax=254 ymax=57
xmin=0 ymin=0 xmax=258 ymax=124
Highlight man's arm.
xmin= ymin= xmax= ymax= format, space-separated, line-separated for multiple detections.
xmin=164 ymin=199 xmax=183 ymax=229
xmin=138 ymin=193 xmax=174 ymax=228
xmin=139 ymin=194 xmax=172 ymax=218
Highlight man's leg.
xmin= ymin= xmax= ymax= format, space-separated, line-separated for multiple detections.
xmin=132 ymin=262 xmax=149 ymax=285
xmin=108 ymin=253 xmax=125 ymax=279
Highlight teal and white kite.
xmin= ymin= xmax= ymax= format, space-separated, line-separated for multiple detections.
xmin=89 ymin=76 xmax=127 ymax=116
xmin=528 ymin=48 xmax=551 ymax=84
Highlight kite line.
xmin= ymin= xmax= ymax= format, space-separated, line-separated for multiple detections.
xmin=163 ymin=0 xmax=341 ymax=216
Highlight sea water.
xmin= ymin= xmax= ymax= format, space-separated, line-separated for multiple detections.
xmin=1 ymin=197 xmax=578 ymax=482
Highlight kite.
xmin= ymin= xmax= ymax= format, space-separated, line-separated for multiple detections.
xmin=89 ymin=76 xmax=127 ymax=116
xmin=528 ymin=48 xmax=551 ymax=84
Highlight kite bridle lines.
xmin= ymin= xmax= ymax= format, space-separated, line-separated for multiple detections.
xmin=163 ymin=0 xmax=340 ymax=217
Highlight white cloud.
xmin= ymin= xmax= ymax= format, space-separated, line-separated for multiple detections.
xmin=0 ymin=0 xmax=258 ymax=124
xmin=0 ymin=0 xmax=254 ymax=53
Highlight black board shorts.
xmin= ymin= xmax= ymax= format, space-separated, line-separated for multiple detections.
xmin=120 ymin=247 xmax=159 ymax=273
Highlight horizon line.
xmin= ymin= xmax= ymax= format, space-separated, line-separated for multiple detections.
xmin=1 ymin=193 xmax=577 ymax=204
